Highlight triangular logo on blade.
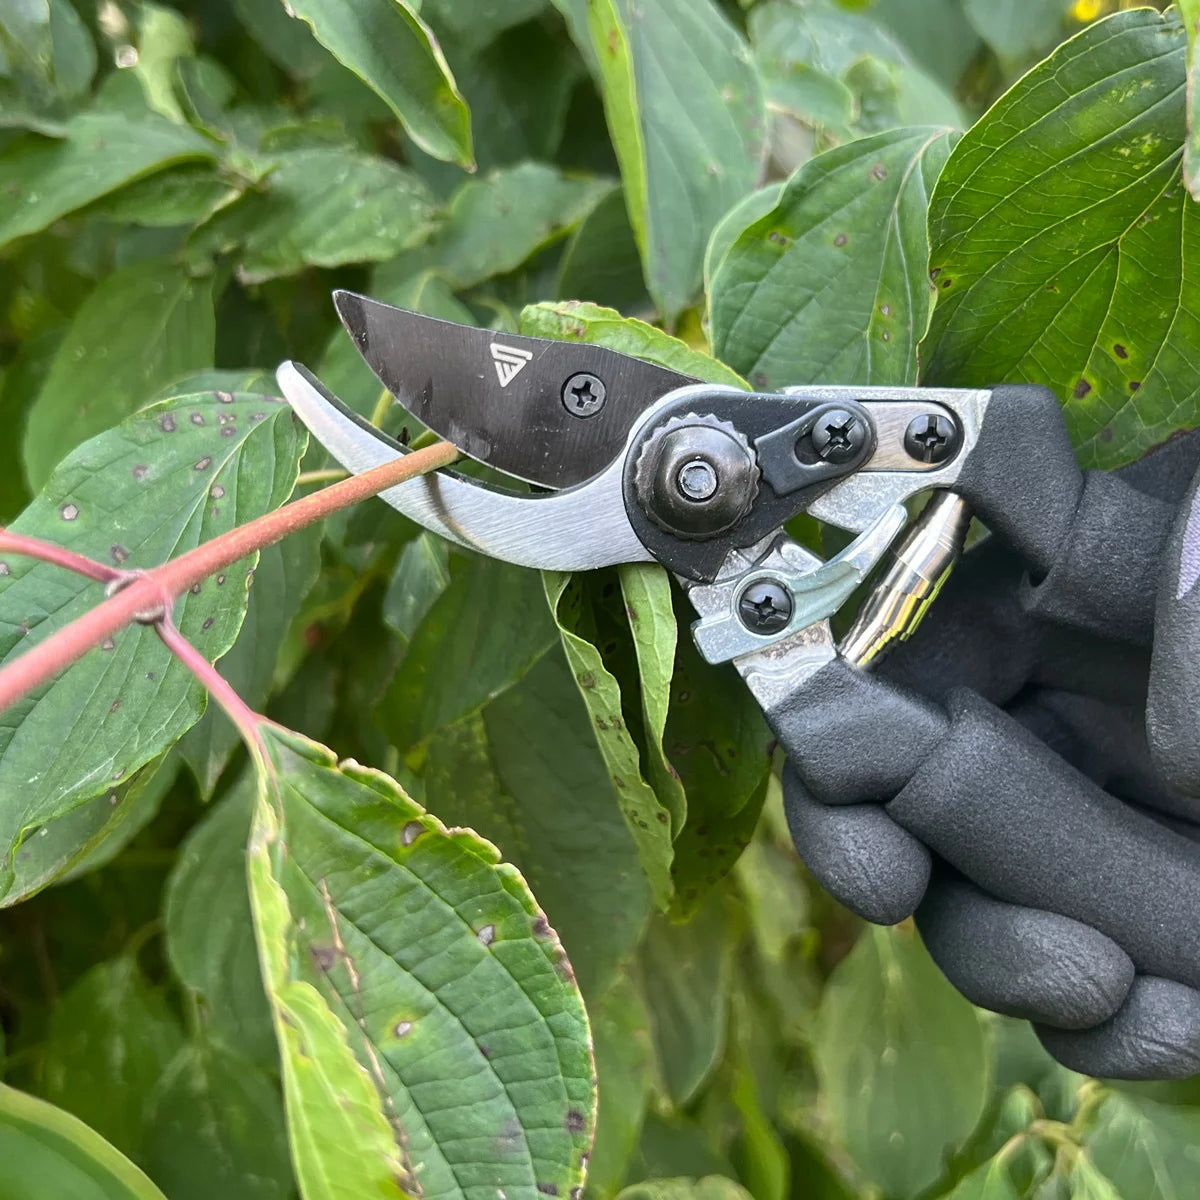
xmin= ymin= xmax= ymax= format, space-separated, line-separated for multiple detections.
xmin=490 ymin=342 xmax=533 ymax=388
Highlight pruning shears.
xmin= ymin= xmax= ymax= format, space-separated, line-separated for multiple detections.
xmin=276 ymin=291 xmax=1067 ymax=739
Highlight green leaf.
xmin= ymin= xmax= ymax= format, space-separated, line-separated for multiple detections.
xmin=434 ymin=163 xmax=613 ymax=289
xmin=382 ymin=554 xmax=555 ymax=759
xmin=582 ymin=0 xmax=768 ymax=320
xmin=587 ymin=975 xmax=653 ymax=1196
xmin=88 ymin=165 xmax=241 ymax=230
xmin=617 ymin=1178 xmax=754 ymax=1200
xmin=519 ymin=299 xmax=748 ymax=387
xmin=544 ymin=572 xmax=675 ymax=909
xmin=179 ymin=524 xmax=322 ymax=796
xmin=710 ymin=127 xmax=955 ymax=391
xmin=23 ymin=259 xmax=216 ymax=488
xmin=813 ymin=925 xmax=990 ymax=1198
xmin=639 ymin=890 xmax=736 ymax=1106
xmin=619 ymin=563 xmax=685 ymax=834
xmin=1085 ymin=1088 xmax=1200 ymax=1198
xmin=40 ymin=958 xmax=185 ymax=1159
xmin=0 ymin=1083 xmax=168 ymax=1200
xmin=922 ymin=9 xmax=1198 ymax=468
xmin=382 ymin=532 xmax=451 ymax=648
xmin=746 ymin=0 xmax=962 ymax=138
xmin=129 ymin=3 xmax=194 ymax=123
xmin=142 ymin=1039 xmax=292 ymax=1200
xmin=422 ymin=648 xmax=652 ymax=1003
xmin=869 ymin=0 xmax=982 ymax=88
xmin=664 ymin=629 xmax=772 ymax=920
xmin=941 ymin=1153 xmax=1023 ymax=1200
xmin=0 ymin=111 xmax=214 ymax=252
xmin=195 ymin=148 xmax=440 ymax=284
xmin=5 ymin=757 xmax=177 ymax=904
xmin=1183 ymin=0 xmax=1200 ymax=201
xmin=0 ymin=390 xmax=305 ymax=892
xmin=704 ymin=182 xmax=784 ymax=297
xmin=555 ymin=188 xmax=648 ymax=315
xmin=164 ymin=782 xmax=276 ymax=1065
xmin=281 ymin=0 xmax=473 ymax=168
xmin=421 ymin=0 xmax=547 ymax=57
xmin=248 ymin=724 xmax=597 ymax=1199
xmin=962 ymin=0 xmax=1071 ymax=62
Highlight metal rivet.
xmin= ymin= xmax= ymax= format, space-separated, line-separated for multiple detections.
xmin=561 ymin=373 xmax=606 ymax=418
xmin=676 ymin=459 xmax=718 ymax=502
xmin=737 ymin=580 xmax=793 ymax=633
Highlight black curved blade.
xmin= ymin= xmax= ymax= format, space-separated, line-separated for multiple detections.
xmin=334 ymin=290 xmax=696 ymax=489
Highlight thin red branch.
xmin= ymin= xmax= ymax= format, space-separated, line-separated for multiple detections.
xmin=0 ymin=440 xmax=459 ymax=712
xmin=154 ymin=616 xmax=269 ymax=761
xmin=0 ymin=532 xmax=124 ymax=585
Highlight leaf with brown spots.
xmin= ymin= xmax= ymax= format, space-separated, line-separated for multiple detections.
xmin=0 ymin=390 xmax=306 ymax=901
xmin=922 ymin=10 xmax=1200 ymax=467
xmin=247 ymin=724 xmax=597 ymax=1200
xmin=710 ymin=126 xmax=955 ymax=391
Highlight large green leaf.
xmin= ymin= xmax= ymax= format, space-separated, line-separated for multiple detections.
xmin=813 ymin=925 xmax=990 ymax=1198
xmin=421 ymin=0 xmax=547 ymax=56
xmin=922 ymin=9 xmax=1198 ymax=467
xmin=0 ymin=390 xmax=305 ymax=892
xmin=1085 ymin=1089 xmax=1200 ymax=1198
xmin=0 ymin=111 xmax=213 ymax=252
xmin=519 ymin=300 xmax=748 ymax=387
xmin=433 ymin=164 xmax=613 ymax=289
xmin=422 ymin=648 xmax=653 ymax=1004
xmin=544 ymin=572 xmax=674 ymax=909
xmin=0 ymin=1084 xmax=168 ymax=1200
xmin=164 ymin=783 xmax=276 ymax=1065
xmin=382 ymin=554 xmax=555 ymax=760
xmin=23 ymin=259 xmax=216 ymax=488
xmin=40 ymin=958 xmax=185 ymax=1159
xmin=639 ymin=891 xmax=736 ymax=1107
xmin=617 ymin=1179 xmax=753 ymax=1200
xmin=746 ymin=0 xmax=962 ymax=142
xmin=4 ymin=756 xmax=176 ymax=905
xmin=710 ymin=127 xmax=955 ymax=391
xmin=1184 ymin=0 xmax=1200 ymax=202
xmin=194 ymin=148 xmax=440 ymax=284
xmin=962 ymin=0 xmax=1071 ymax=62
xmin=142 ymin=1039 xmax=292 ymax=1200
xmin=581 ymin=0 xmax=767 ymax=320
xmin=281 ymin=0 xmax=473 ymax=168
xmin=248 ymin=724 xmax=596 ymax=1200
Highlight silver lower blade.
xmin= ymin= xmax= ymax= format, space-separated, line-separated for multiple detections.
xmin=277 ymin=361 xmax=654 ymax=572
xmin=334 ymin=290 xmax=695 ymax=489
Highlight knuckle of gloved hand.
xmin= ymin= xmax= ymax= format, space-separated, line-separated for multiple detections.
xmin=887 ymin=689 xmax=1200 ymax=991
xmin=783 ymin=765 xmax=930 ymax=925
xmin=1036 ymin=977 xmax=1200 ymax=1081
xmin=768 ymin=661 xmax=946 ymax=805
xmin=916 ymin=878 xmax=1133 ymax=1030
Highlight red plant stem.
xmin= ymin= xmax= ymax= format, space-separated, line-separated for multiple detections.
xmin=155 ymin=616 xmax=268 ymax=759
xmin=0 ymin=440 xmax=459 ymax=713
xmin=0 ymin=532 xmax=124 ymax=585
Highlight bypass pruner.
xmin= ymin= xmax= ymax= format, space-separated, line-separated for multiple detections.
xmin=275 ymin=291 xmax=1072 ymax=740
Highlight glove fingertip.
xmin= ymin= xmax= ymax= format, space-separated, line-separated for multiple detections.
xmin=917 ymin=877 xmax=1134 ymax=1030
xmin=783 ymin=765 xmax=930 ymax=925
xmin=1036 ymin=976 xmax=1200 ymax=1081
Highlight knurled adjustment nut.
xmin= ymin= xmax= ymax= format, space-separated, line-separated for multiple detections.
xmin=633 ymin=414 xmax=760 ymax=539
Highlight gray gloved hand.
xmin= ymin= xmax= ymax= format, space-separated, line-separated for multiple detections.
xmin=772 ymin=418 xmax=1200 ymax=1081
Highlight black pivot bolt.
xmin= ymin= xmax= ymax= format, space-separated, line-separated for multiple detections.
xmin=904 ymin=413 xmax=961 ymax=464
xmin=562 ymin=372 xmax=607 ymax=418
xmin=738 ymin=579 xmax=793 ymax=634
xmin=810 ymin=409 xmax=867 ymax=463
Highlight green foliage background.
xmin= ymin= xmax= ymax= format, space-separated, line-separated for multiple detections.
xmin=2 ymin=0 xmax=1200 ymax=1198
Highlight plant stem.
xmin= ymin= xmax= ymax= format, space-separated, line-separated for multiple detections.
xmin=0 ymin=440 xmax=459 ymax=712
xmin=0 ymin=532 xmax=124 ymax=585
xmin=155 ymin=616 xmax=268 ymax=760
xmin=296 ymin=467 xmax=350 ymax=487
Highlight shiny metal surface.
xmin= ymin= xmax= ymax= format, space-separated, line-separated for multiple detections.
xmin=277 ymin=361 xmax=654 ymax=572
xmin=841 ymin=492 xmax=973 ymax=667
xmin=688 ymin=505 xmax=909 ymax=664
xmin=782 ymin=386 xmax=991 ymax=532
xmin=682 ymin=533 xmax=840 ymax=708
